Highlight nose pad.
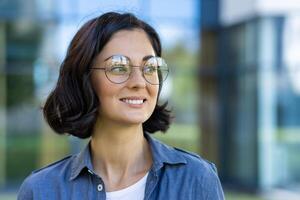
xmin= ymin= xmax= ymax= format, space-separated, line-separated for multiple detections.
xmin=127 ymin=67 xmax=146 ymax=87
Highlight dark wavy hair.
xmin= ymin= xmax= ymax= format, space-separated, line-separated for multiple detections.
xmin=43 ymin=12 xmax=172 ymax=139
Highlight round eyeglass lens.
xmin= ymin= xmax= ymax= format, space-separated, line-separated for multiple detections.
xmin=143 ymin=57 xmax=168 ymax=85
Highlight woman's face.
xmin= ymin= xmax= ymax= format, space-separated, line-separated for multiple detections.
xmin=91 ymin=29 xmax=159 ymax=125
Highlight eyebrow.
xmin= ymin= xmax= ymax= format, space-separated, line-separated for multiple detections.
xmin=104 ymin=54 xmax=155 ymax=62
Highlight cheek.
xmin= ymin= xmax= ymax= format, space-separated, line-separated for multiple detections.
xmin=150 ymin=85 xmax=159 ymax=103
xmin=154 ymin=85 xmax=159 ymax=97
xmin=97 ymin=83 xmax=115 ymax=104
xmin=91 ymin=73 xmax=111 ymax=99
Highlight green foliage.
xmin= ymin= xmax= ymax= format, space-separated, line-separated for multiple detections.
xmin=6 ymin=133 xmax=41 ymax=183
xmin=0 ymin=73 xmax=5 ymax=106
xmin=225 ymin=191 xmax=266 ymax=200
xmin=154 ymin=123 xmax=200 ymax=154
xmin=164 ymin=43 xmax=199 ymax=123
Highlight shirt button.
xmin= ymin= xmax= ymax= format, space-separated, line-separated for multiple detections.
xmin=97 ymin=184 xmax=103 ymax=192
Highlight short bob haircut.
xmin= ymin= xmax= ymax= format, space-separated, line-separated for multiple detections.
xmin=43 ymin=12 xmax=172 ymax=139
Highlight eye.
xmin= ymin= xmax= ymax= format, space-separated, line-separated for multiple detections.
xmin=109 ymin=64 xmax=129 ymax=75
xmin=106 ymin=55 xmax=131 ymax=75
xmin=144 ymin=65 xmax=157 ymax=75
xmin=144 ymin=57 xmax=160 ymax=74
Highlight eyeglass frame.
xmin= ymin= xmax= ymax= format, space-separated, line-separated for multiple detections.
xmin=90 ymin=55 xmax=169 ymax=85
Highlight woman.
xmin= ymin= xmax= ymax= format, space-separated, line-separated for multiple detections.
xmin=18 ymin=12 xmax=224 ymax=200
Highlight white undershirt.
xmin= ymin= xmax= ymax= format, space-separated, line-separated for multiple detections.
xmin=106 ymin=172 xmax=149 ymax=200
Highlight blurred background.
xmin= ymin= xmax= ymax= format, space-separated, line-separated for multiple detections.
xmin=0 ymin=0 xmax=300 ymax=199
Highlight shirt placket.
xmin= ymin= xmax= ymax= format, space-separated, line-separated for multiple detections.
xmin=88 ymin=169 xmax=106 ymax=199
xmin=143 ymin=169 xmax=159 ymax=200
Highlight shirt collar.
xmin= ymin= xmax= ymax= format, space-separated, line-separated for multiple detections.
xmin=69 ymin=142 xmax=94 ymax=181
xmin=144 ymin=133 xmax=187 ymax=171
xmin=69 ymin=133 xmax=187 ymax=181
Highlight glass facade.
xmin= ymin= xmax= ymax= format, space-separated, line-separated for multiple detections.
xmin=3 ymin=19 xmax=42 ymax=186
xmin=0 ymin=0 xmax=70 ymax=189
xmin=277 ymin=14 xmax=300 ymax=188
xmin=200 ymin=12 xmax=300 ymax=191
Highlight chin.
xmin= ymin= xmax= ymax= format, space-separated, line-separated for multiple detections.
xmin=123 ymin=118 xmax=147 ymax=125
xmin=120 ymin=115 xmax=150 ymax=125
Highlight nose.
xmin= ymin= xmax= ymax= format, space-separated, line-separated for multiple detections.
xmin=126 ymin=66 xmax=146 ymax=88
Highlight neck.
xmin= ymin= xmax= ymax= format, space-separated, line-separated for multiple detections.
xmin=90 ymin=117 xmax=152 ymax=191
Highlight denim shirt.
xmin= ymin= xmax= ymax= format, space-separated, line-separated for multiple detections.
xmin=18 ymin=134 xmax=225 ymax=200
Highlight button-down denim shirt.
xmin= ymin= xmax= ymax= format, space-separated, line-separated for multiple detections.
xmin=18 ymin=134 xmax=225 ymax=200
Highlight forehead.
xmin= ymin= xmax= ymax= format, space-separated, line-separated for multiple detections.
xmin=97 ymin=29 xmax=156 ymax=62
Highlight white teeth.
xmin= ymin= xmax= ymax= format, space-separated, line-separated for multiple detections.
xmin=123 ymin=99 xmax=144 ymax=105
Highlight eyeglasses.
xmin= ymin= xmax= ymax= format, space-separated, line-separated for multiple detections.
xmin=91 ymin=55 xmax=169 ymax=85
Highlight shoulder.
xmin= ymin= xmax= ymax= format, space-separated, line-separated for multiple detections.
xmin=18 ymin=155 xmax=73 ymax=198
xmin=30 ymin=155 xmax=73 ymax=180
xmin=147 ymin=134 xmax=218 ymax=177
xmin=170 ymin=147 xmax=225 ymax=199
xmin=172 ymin=147 xmax=218 ymax=177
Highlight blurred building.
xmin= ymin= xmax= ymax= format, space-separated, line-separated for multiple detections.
xmin=0 ymin=0 xmax=59 ymax=187
xmin=200 ymin=0 xmax=300 ymax=192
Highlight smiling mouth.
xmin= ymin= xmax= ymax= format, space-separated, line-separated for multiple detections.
xmin=120 ymin=98 xmax=147 ymax=105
